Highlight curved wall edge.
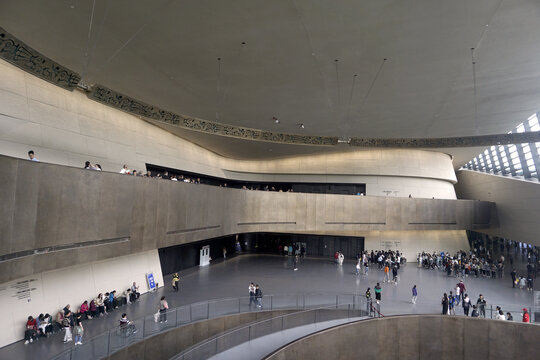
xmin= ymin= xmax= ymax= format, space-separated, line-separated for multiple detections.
xmin=0 ymin=59 xmax=457 ymax=192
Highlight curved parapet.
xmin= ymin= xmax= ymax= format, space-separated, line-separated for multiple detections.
xmin=266 ymin=315 xmax=540 ymax=360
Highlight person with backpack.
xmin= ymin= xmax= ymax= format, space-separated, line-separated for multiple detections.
xmin=62 ymin=311 xmax=73 ymax=343
xmin=448 ymin=291 xmax=455 ymax=315
xmin=172 ymin=273 xmax=180 ymax=292
xmin=73 ymin=314 xmax=84 ymax=345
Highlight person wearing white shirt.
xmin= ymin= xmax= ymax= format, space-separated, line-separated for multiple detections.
xmin=120 ymin=164 xmax=130 ymax=174
xmin=28 ymin=150 xmax=39 ymax=162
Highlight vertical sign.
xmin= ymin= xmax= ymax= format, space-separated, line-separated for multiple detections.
xmin=146 ymin=273 xmax=156 ymax=291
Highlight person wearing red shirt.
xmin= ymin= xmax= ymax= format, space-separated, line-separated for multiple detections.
xmin=24 ymin=316 xmax=37 ymax=344
xmin=522 ymin=308 xmax=530 ymax=323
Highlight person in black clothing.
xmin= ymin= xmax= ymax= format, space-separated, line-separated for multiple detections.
xmin=471 ymin=305 xmax=479 ymax=317
xmin=511 ymin=269 xmax=517 ymax=288
xmin=392 ymin=265 xmax=398 ymax=284
xmin=476 ymin=294 xmax=486 ymax=318
xmin=255 ymin=285 xmax=263 ymax=308
xmin=442 ymin=293 xmax=449 ymax=315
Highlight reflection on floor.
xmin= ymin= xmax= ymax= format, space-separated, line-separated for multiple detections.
xmin=1 ymin=254 xmax=533 ymax=360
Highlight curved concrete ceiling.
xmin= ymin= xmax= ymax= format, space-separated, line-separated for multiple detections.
xmin=1 ymin=0 xmax=540 ymax=164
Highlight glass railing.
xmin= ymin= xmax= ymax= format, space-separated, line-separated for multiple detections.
xmin=174 ymin=303 xmax=366 ymax=360
xmin=49 ymin=293 xmax=368 ymax=360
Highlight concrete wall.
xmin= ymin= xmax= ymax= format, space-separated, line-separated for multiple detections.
xmin=0 ymin=249 xmax=163 ymax=348
xmin=0 ymin=155 xmax=494 ymax=284
xmin=266 ymin=315 xmax=540 ymax=360
xmin=455 ymin=169 xmax=540 ymax=246
xmin=0 ymin=58 xmax=458 ymax=199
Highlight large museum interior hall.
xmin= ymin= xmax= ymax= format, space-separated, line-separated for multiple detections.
xmin=1 ymin=1 xmax=540 ymax=359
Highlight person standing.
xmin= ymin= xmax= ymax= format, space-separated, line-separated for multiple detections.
xmin=448 ymin=291 xmax=455 ymax=315
xmin=365 ymin=287 xmax=372 ymax=314
xmin=28 ymin=150 xmax=39 ymax=162
xmin=374 ymin=283 xmax=382 ymax=304
xmin=411 ymin=285 xmax=418 ymax=304
xmin=248 ymin=283 xmax=256 ymax=306
xmin=62 ymin=311 xmax=73 ymax=343
xmin=356 ymin=261 xmax=361 ymax=275
xmin=392 ymin=265 xmax=398 ymax=284
xmin=442 ymin=293 xmax=449 ymax=315
xmin=159 ymin=296 xmax=169 ymax=323
xmin=255 ymin=285 xmax=263 ymax=308
xmin=364 ymin=261 xmax=369 ymax=276
xmin=457 ymin=280 xmax=466 ymax=304
xmin=73 ymin=314 xmax=84 ymax=345
xmin=462 ymin=294 xmax=471 ymax=316
xmin=338 ymin=252 xmax=344 ymax=266
xmin=511 ymin=269 xmax=517 ymax=288
xmin=477 ymin=294 xmax=486 ymax=318
xmin=383 ymin=264 xmax=390 ymax=283
xmin=522 ymin=308 xmax=530 ymax=323
xmin=293 ymin=255 xmax=298 ymax=271
xmin=172 ymin=273 xmax=179 ymax=292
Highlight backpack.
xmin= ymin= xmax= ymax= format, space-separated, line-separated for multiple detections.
xmin=62 ymin=317 xmax=70 ymax=328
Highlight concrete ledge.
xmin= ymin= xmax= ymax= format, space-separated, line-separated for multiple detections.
xmin=266 ymin=315 xmax=540 ymax=360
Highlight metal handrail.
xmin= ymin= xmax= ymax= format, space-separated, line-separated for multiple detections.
xmin=175 ymin=303 xmax=366 ymax=360
xmin=49 ymin=292 xmax=367 ymax=360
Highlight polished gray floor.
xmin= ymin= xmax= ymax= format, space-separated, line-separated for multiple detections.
xmin=2 ymin=253 xmax=534 ymax=360
xmin=208 ymin=317 xmax=367 ymax=360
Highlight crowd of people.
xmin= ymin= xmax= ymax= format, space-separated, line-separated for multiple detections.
xmin=417 ymin=240 xmax=538 ymax=292
xmin=23 ymin=282 xmax=141 ymax=345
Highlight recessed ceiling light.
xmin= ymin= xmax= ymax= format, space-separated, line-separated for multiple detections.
xmin=273 ymin=116 xmax=279 ymax=124
xmin=298 ymin=123 xmax=305 ymax=129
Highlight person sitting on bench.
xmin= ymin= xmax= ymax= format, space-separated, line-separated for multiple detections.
xmin=130 ymin=282 xmax=140 ymax=301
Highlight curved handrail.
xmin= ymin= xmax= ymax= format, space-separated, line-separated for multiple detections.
xmin=174 ymin=303 xmax=366 ymax=360
xmin=49 ymin=292 xmax=368 ymax=360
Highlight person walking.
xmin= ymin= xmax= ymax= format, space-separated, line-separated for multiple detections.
xmin=411 ymin=285 xmax=418 ymax=304
xmin=441 ymin=293 xmax=449 ymax=315
xmin=293 ymin=255 xmax=298 ymax=271
xmin=457 ymin=280 xmax=466 ymax=304
xmin=462 ymin=294 xmax=471 ymax=316
xmin=159 ymin=296 xmax=169 ymax=323
xmin=476 ymin=294 xmax=486 ymax=318
xmin=364 ymin=261 xmax=369 ymax=276
xmin=73 ymin=314 xmax=84 ymax=345
xmin=356 ymin=261 xmax=361 ymax=275
xmin=172 ymin=273 xmax=180 ymax=292
xmin=248 ymin=283 xmax=256 ymax=306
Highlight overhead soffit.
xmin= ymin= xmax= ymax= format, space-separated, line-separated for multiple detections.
xmin=1 ymin=0 xmax=540 ymax=164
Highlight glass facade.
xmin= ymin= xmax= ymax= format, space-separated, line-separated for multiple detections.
xmin=462 ymin=113 xmax=540 ymax=181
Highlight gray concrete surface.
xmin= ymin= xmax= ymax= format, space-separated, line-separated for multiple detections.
xmin=0 ymin=154 xmax=495 ymax=283
xmin=265 ymin=315 xmax=540 ymax=360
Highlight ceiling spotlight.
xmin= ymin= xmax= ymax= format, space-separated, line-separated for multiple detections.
xmin=273 ymin=116 xmax=279 ymax=124
xmin=298 ymin=123 xmax=305 ymax=129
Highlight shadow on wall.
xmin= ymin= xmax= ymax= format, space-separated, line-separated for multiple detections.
xmin=266 ymin=315 xmax=540 ymax=360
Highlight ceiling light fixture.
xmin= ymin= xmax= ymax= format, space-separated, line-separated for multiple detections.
xmin=273 ymin=116 xmax=279 ymax=124
xmin=297 ymin=123 xmax=305 ymax=129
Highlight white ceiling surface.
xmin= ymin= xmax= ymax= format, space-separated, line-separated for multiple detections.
xmin=1 ymin=0 xmax=540 ymax=164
